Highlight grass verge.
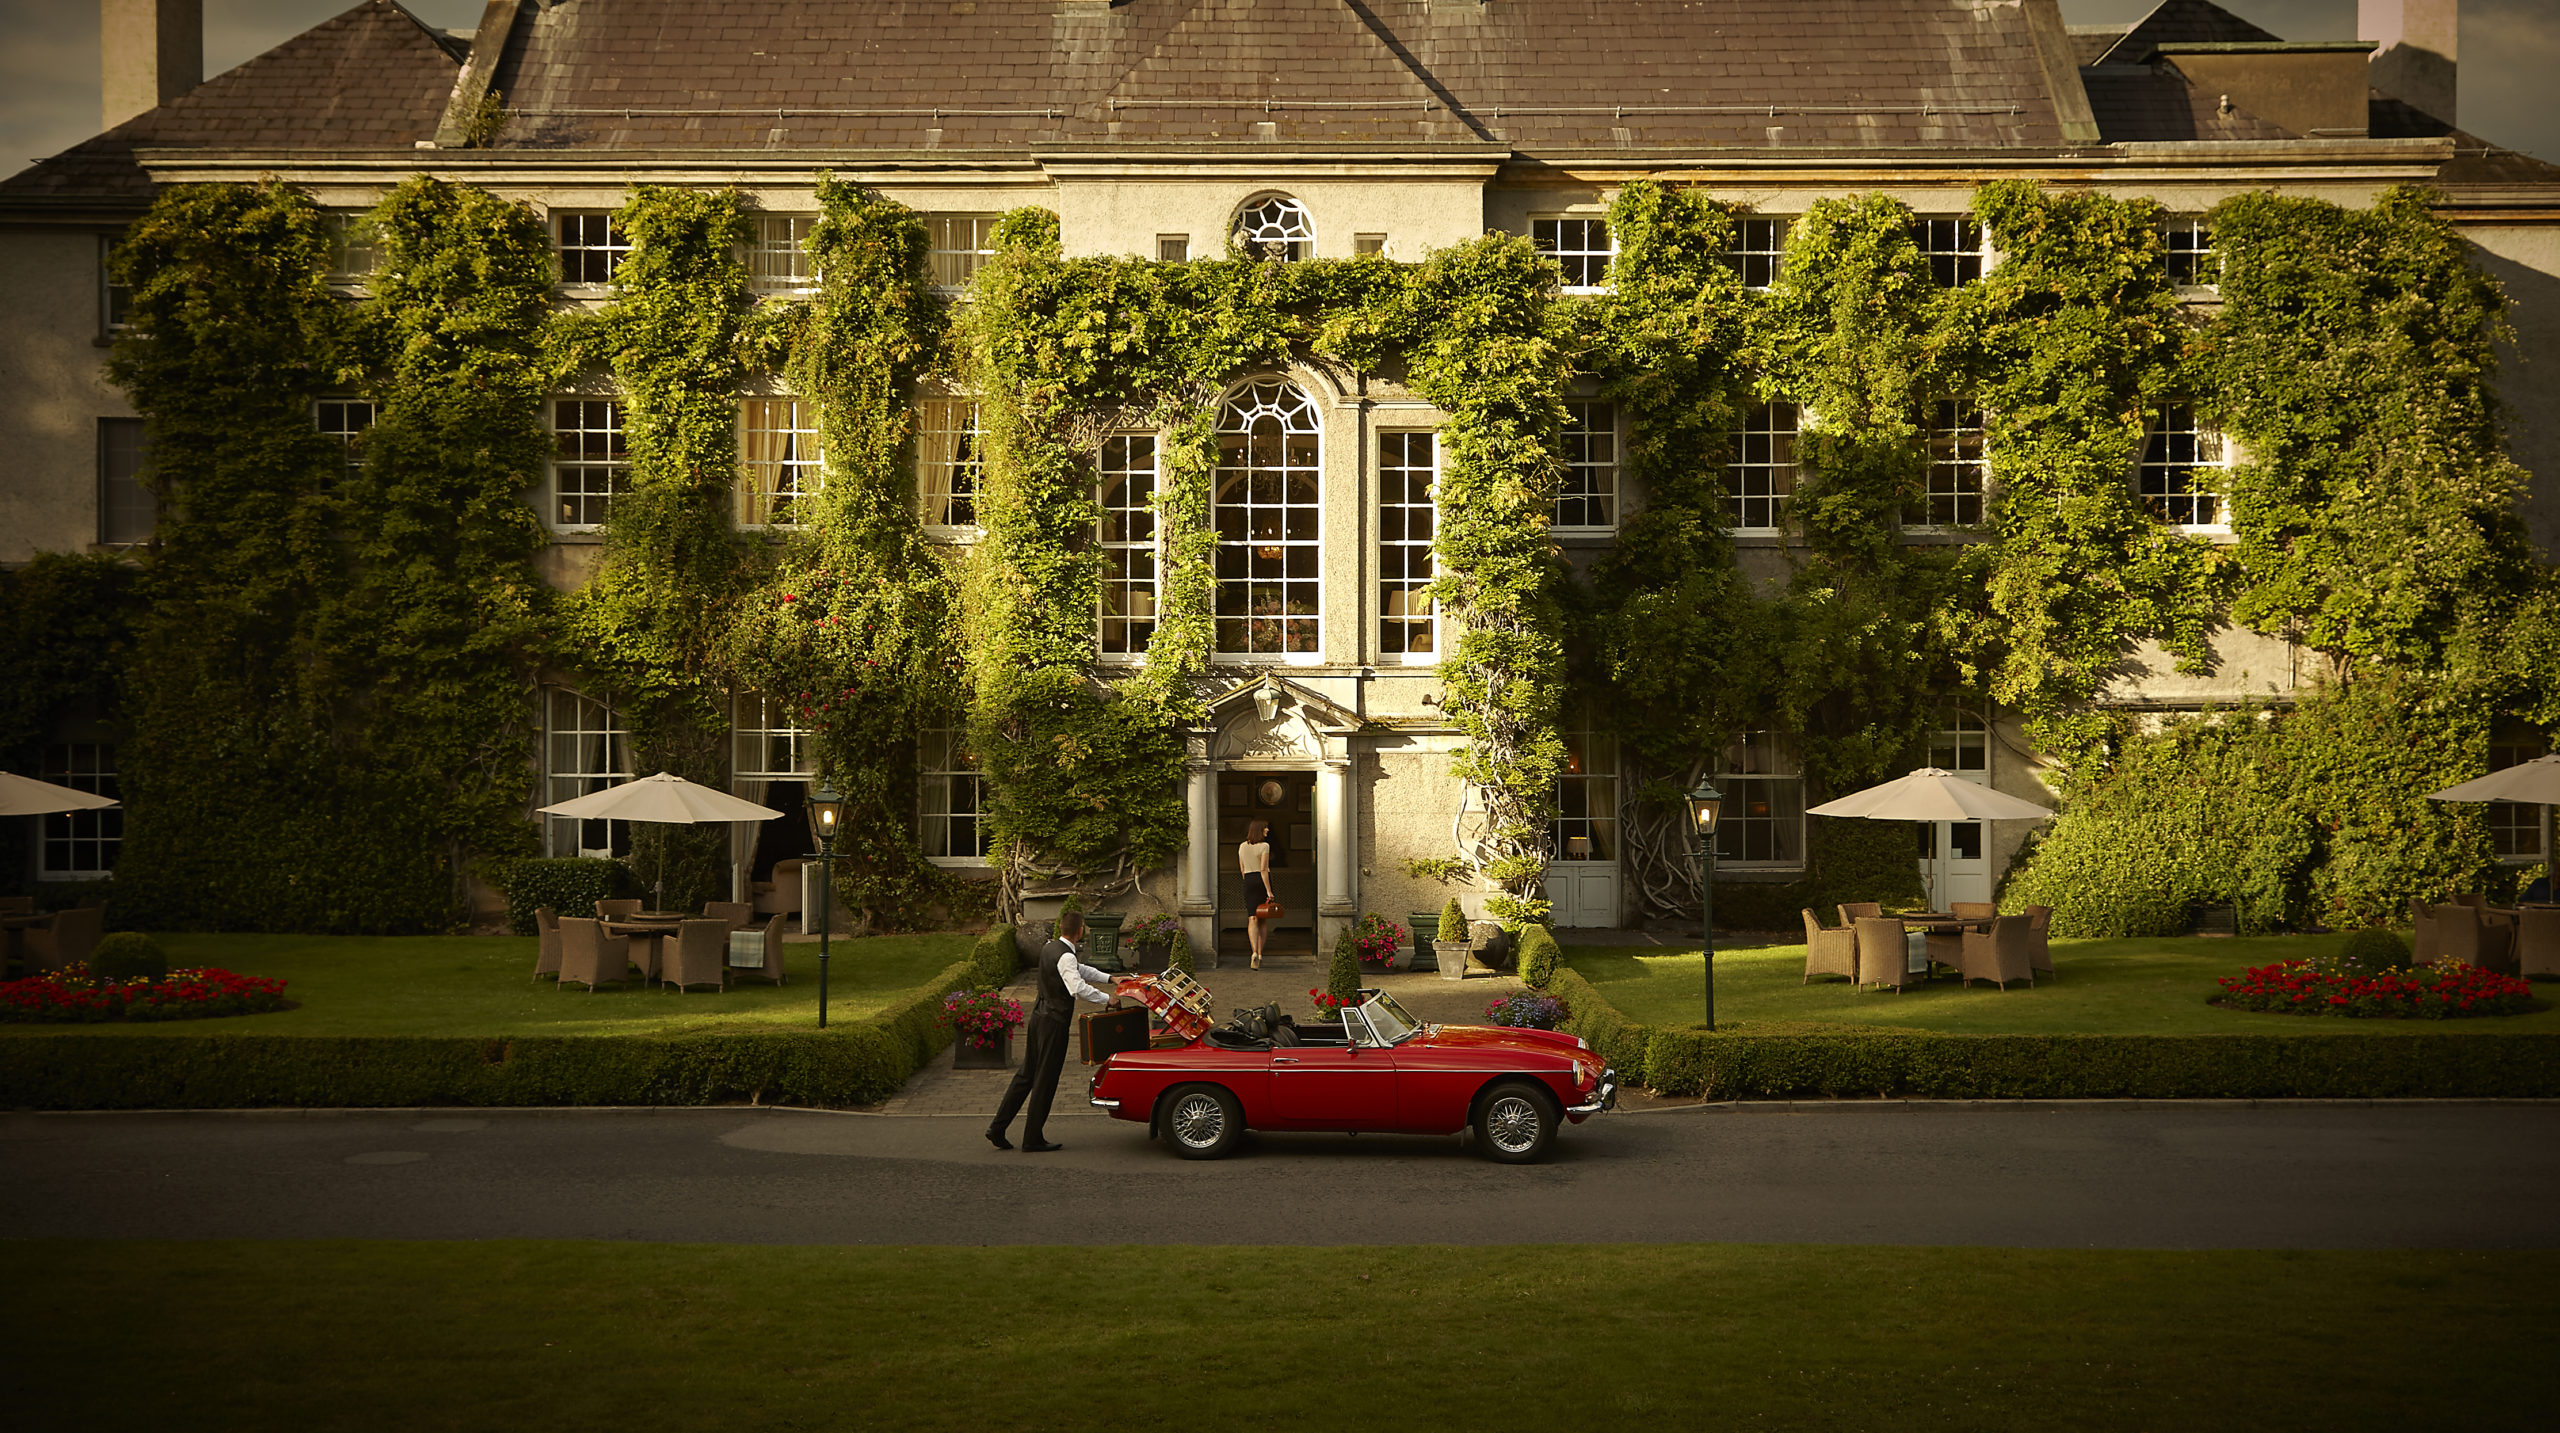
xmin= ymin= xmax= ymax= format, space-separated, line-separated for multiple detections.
xmin=2 ymin=1240 xmax=2547 ymax=1431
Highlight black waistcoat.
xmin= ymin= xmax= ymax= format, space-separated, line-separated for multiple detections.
xmin=1032 ymin=941 xmax=1072 ymax=1021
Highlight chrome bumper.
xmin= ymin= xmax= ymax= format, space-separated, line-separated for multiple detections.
xmin=1088 ymin=1096 xmax=1122 ymax=1110
xmin=1567 ymin=1069 xmax=1619 ymax=1116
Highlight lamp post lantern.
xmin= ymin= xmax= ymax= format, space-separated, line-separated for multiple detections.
xmin=804 ymin=778 xmax=847 ymax=1029
xmin=1687 ymin=776 xmax=1724 ymax=1031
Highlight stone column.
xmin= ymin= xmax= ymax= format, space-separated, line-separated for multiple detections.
xmin=1316 ymin=755 xmax=1354 ymax=948
xmin=1180 ymin=757 xmax=1219 ymax=961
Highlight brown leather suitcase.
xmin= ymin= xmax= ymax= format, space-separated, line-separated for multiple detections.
xmin=1078 ymin=1006 xmax=1150 ymax=1065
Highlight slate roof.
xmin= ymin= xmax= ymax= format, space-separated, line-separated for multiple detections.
xmin=491 ymin=0 xmax=2073 ymax=152
xmin=0 ymin=0 xmax=458 ymax=211
xmin=2090 ymin=0 xmax=2280 ymax=66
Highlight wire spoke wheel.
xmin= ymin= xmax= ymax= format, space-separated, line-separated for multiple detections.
xmin=1485 ymin=1095 xmax=1541 ymax=1154
xmin=1164 ymin=1084 xmax=1241 ymax=1159
xmin=1172 ymin=1092 xmax=1225 ymax=1148
xmin=1473 ymin=1081 xmax=1557 ymax=1163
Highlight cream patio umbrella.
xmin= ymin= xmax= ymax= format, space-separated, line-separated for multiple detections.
xmin=1806 ymin=767 xmax=2056 ymax=911
xmin=2424 ymin=755 xmax=2560 ymax=806
xmin=0 ymin=770 xmax=120 ymax=817
xmin=538 ymin=772 xmax=783 ymax=911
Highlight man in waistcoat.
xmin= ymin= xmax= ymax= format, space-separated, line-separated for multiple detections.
xmin=986 ymin=909 xmax=1120 ymax=1153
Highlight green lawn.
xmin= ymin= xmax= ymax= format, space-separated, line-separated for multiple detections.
xmin=0 ymin=932 xmax=977 ymax=1038
xmin=4 ymin=1240 xmax=2546 ymax=1430
xmin=1566 ymin=934 xmax=2560 ymax=1036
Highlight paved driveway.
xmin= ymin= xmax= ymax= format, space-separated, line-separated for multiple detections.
xmin=6 ymin=1102 xmax=2552 ymax=1249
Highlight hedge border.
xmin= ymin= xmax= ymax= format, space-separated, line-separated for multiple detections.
xmin=1548 ymin=967 xmax=2560 ymax=1100
xmin=0 ymin=925 xmax=1025 ymax=1111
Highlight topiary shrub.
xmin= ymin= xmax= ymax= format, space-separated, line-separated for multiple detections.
xmin=2336 ymin=927 xmax=2414 ymax=977
xmin=88 ymin=932 xmax=168 ymax=982
xmin=1326 ymin=929 xmax=1362 ymax=1008
xmin=1168 ymin=930 xmax=1194 ymax=975
xmin=1437 ymin=898 xmax=1469 ymax=945
xmin=484 ymin=858 xmax=634 ymax=936
xmin=1516 ymin=923 xmax=1561 ymax=989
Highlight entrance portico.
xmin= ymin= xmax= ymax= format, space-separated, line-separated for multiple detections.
xmin=1180 ymin=676 xmax=1363 ymax=958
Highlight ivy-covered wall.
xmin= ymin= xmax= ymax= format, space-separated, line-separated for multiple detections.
xmin=26 ymin=171 xmax=2549 ymax=939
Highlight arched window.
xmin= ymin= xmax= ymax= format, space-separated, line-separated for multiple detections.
xmin=1215 ymin=379 xmax=1321 ymax=658
xmin=1234 ymin=195 xmax=1315 ymax=262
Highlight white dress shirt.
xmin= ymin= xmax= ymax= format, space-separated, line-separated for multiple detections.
xmin=1056 ymin=939 xmax=1116 ymax=1005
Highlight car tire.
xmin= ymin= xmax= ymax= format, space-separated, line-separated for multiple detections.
xmin=1473 ymin=1080 xmax=1558 ymax=1164
xmin=1161 ymin=1083 xmax=1243 ymax=1160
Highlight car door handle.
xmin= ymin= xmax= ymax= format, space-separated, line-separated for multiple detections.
xmin=1272 ymin=1056 xmax=1298 ymax=1064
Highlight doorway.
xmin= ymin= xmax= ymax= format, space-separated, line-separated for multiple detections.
xmin=1218 ymin=769 xmax=1316 ymax=956
xmin=1919 ymin=820 xmax=1989 ymax=909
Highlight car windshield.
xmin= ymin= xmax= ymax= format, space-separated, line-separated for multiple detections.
xmin=1360 ymin=991 xmax=1423 ymax=1045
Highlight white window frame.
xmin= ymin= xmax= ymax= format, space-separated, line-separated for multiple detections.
xmin=544 ymin=688 xmax=631 ymax=859
xmin=1714 ymin=730 xmax=1806 ymax=872
xmin=920 ymin=725 xmax=992 ymax=866
xmin=1549 ymin=710 xmax=1620 ymax=863
xmin=315 ymin=399 xmax=377 ymax=489
xmin=555 ymin=210 xmax=629 ymax=287
xmin=1234 ymin=195 xmax=1315 ymax=263
xmin=39 ymin=742 xmax=119 ymax=879
xmin=1726 ymin=401 xmax=1799 ymax=535
xmin=1532 ymin=216 xmax=1613 ymax=292
xmin=98 ymin=233 xmax=131 ymax=338
xmin=1555 ymin=400 xmax=1618 ymax=531
xmin=1098 ymin=434 xmax=1160 ymax=662
xmin=549 ymin=398 xmax=627 ymax=532
xmin=2163 ymin=217 xmax=2219 ymax=290
xmin=325 ymin=212 xmax=377 ymax=287
xmin=1913 ymin=217 xmax=1987 ymax=287
xmin=926 ymin=214 xmax=1000 ymax=289
xmin=738 ymin=398 xmax=822 ymax=528
xmin=1725 ymin=217 xmax=1787 ymax=290
xmin=97 ymin=417 xmax=154 ymax=547
xmin=732 ymin=693 xmax=816 ymax=780
xmin=918 ymin=398 xmax=984 ymax=538
xmin=2488 ymin=728 xmax=2547 ymax=865
xmin=1911 ymin=400 xmax=1986 ymax=530
xmin=750 ymin=214 xmax=820 ymax=296
xmin=1377 ymin=429 xmax=1439 ymax=665
xmin=1927 ymin=710 xmax=1990 ymax=778
xmin=1213 ymin=377 xmax=1323 ymax=664
xmin=1157 ymin=234 xmax=1191 ymax=262
xmin=2138 ymin=405 xmax=2231 ymax=533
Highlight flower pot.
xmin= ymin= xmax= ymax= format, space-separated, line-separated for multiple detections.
xmin=1083 ymin=911 xmax=1127 ymax=971
xmin=953 ymin=1029 xmax=1014 ymax=1069
xmin=1410 ymin=912 xmax=1444 ymax=965
xmin=1435 ymin=940 xmax=1472 ymax=981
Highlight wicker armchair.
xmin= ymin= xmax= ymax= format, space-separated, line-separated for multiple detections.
xmin=595 ymin=898 xmax=642 ymax=920
xmin=703 ymin=901 xmax=754 ymax=931
xmin=2410 ymin=901 xmax=2442 ymax=965
xmin=753 ymin=859 xmax=805 ymax=916
xmin=533 ymin=906 xmax=563 ymax=981
xmin=2433 ymin=904 xmax=2512 ymax=971
xmin=24 ymin=904 xmax=103 ymax=973
xmin=557 ymin=917 xmax=633 ymax=991
xmin=1853 ymin=917 xmax=1912 ymax=991
xmin=1950 ymin=902 xmax=1996 ymax=919
xmin=728 ymin=912 xmax=788 ymax=985
xmin=662 ymin=919 xmax=731 ymax=993
xmin=1838 ymin=901 xmax=1883 ymax=929
xmin=2517 ymin=907 xmax=2560 ymax=979
xmin=1955 ymin=914 xmax=2036 ymax=990
xmin=0 ymin=895 xmax=31 ymax=914
xmin=2021 ymin=905 xmax=2054 ymax=975
xmin=1800 ymin=909 xmax=1858 ymax=984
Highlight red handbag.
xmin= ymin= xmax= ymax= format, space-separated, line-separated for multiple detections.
xmin=1254 ymin=897 xmax=1284 ymax=920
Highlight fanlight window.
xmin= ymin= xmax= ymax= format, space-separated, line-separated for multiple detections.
xmin=1234 ymin=196 xmax=1315 ymax=262
xmin=1215 ymin=379 xmax=1321 ymax=658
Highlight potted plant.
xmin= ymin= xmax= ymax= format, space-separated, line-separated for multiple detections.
xmin=1351 ymin=913 xmax=1407 ymax=972
xmin=1307 ymin=987 xmax=1356 ymax=1023
xmin=941 ymin=987 xmax=1025 ymax=1069
xmin=1435 ymin=897 xmax=1471 ymax=981
xmin=1122 ymin=912 xmax=1182 ymax=972
xmin=1483 ymin=992 xmax=1565 ymax=1029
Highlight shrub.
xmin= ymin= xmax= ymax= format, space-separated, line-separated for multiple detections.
xmin=1327 ymin=929 xmax=1362 ymax=1006
xmin=1515 ymin=923 xmax=1560 ymax=988
xmin=88 ymin=932 xmax=168 ymax=982
xmin=968 ymin=925 xmax=1022 ymax=987
xmin=1167 ymin=930 xmax=1194 ymax=975
xmin=1437 ymin=898 xmax=1468 ymax=945
xmin=484 ymin=857 xmax=633 ymax=936
xmin=2334 ymin=928 xmax=2413 ymax=978
xmin=2215 ymin=958 xmax=2534 ymax=1019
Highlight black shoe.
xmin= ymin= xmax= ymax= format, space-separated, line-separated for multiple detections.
xmin=1022 ymin=1139 xmax=1064 ymax=1153
xmin=985 ymin=1129 xmax=1013 ymax=1151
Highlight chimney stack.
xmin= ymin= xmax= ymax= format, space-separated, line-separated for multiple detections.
xmin=2359 ymin=0 xmax=2457 ymax=126
xmin=101 ymin=0 xmax=203 ymax=131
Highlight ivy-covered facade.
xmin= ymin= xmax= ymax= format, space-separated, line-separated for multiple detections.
xmin=5 ymin=0 xmax=2560 ymax=946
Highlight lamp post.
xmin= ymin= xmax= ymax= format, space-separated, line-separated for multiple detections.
xmin=1687 ymin=776 xmax=1725 ymax=1032
xmin=804 ymin=779 xmax=846 ymax=1029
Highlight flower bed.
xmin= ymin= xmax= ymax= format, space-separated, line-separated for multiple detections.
xmin=0 ymin=965 xmax=290 ymax=1024
xmin=1484 ymin=993 xmax=1565 ymax=1030
xmin=2213 ymin=960 xmax=2536 ymax=1020
xmin=938 ymin=988 xmax=1025 ymax=1051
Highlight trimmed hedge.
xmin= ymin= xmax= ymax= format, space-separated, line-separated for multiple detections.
xmin=0 ymin=924 xmax=1030 ymax=1111
xmin=1549 ymin=967 xmax=2560 ymax=1100
xmin=1516 ymin=924 xmax=1560 ymax=989
xmin=484 ymin=858 xmax=634 ymax=936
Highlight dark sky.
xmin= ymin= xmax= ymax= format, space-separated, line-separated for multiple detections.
xmin=3 ymin=0 xmax=2553 ymax=181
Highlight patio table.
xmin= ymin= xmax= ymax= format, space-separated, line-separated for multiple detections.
xmin=1 ymin=912 xmax=53 ymax=977
xmin=603 ymin=916 xmax=684 ymax=983
xmin=1888 ymin=911 xmax=1993 ymax=978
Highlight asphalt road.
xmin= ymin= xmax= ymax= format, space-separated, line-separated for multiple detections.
xmin=4 ymin=1103 xmax=2553 ymax=1249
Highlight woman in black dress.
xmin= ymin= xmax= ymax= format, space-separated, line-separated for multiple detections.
xmin=1239 ymin=817 xmax=1273 ymax=969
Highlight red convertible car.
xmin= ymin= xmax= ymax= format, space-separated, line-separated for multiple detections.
xmin=1086 ymin=985 xmax=1617 ymax=1163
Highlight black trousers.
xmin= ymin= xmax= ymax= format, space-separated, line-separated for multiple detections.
xmin=990 ymin=1010 xmax=1073 ymax=1142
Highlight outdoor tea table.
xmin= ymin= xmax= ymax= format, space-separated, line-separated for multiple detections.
xmin=603 ymin=914 xmax=687 ymax=984
xmin=1888 ymin=911 xmax=1993 ymax=980
xmin=0 ymin=912 xmax=53 ymax=977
